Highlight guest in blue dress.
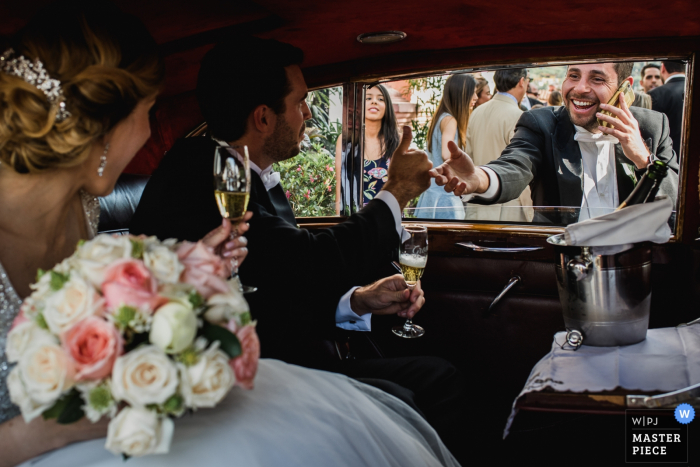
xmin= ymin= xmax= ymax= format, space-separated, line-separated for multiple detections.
xmin=336 ymin=84 xmax=400 ymax=211
xmin=416 ymin=74 xmax=477 ymax=219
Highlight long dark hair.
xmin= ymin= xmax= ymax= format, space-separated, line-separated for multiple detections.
xmin=426 ymin=74 xmax=476 ymax=150
xmin=369 ymin=84 xmax=400 ymax=160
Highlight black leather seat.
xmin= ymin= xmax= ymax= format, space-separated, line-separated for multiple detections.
xmin=98 ymin=174 xmax=150 ymax=234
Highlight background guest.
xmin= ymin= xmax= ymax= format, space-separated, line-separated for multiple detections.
xmin=335 ymin=84 xmax=399 ymax=211
xmin=547 ymin=90 xmax=562 ymax=106
xmin=415 ymin=73 xmax=476 ymax=219
xmin=640 ymin=63 xmax=663 ymax=93
xmin=649 ymin=60 xmax=686 ymax=157
xmin=526 ymin=83 xmax=545 ymax=108
xmin=474 ymin=76 xmax=492 ymax=108
xmin=464 ymin=68 xmax=532 ymax=222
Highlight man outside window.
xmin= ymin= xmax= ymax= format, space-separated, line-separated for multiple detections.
xmin=649 ymin=60 xmax=686 ymax=157
xmin=430 ymin=62 xmax=679 ymax=223
xmin=640 ymin=63 xmax=663 ymax=93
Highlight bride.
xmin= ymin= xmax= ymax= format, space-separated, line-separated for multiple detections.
xmin=0 ymin=2 xmax=459 ymax=466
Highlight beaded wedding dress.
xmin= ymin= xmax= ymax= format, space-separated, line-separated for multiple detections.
xmin=1 ymin=195 xmax=459 ymax=467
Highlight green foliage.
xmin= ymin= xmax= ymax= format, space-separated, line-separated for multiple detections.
xmin=114 ymin=306 xmax=137 ymax=330
xmin=201 ymin=322 xmax=242 ymax=359
xmin=307 ymin=87 xmax=342 ymax=154
xmin=88 ymin=385 xmax=113 ymax=411
xmin=130 ymin=239 xmax=144 ymax=259
xmin=274 ymin=141 xmax=337 ymax=217
xmin=49 ymin=270 xmax=70 ymax=291
xmin=407 ymin=76 xmax=447 ymax=151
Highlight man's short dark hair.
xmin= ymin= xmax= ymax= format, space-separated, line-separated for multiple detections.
xmin=612 ymin=62 xmax=634 ymax=85
xmin=493 ymin=68 xmax=527 ymax=93
xmin=641 ymin=63 xmax=661 ymax=79
xmin=663 ymin=60 xmax=685 ymax=74
xmin=196 ymin=37 xmax=304 ymax=142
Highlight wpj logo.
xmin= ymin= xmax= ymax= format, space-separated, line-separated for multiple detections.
xmin=625 ymin=405 xmax=694 ymax=463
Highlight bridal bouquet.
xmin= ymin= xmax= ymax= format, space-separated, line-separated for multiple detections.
xmin=5 ymin=234 xmax=259 ymax=458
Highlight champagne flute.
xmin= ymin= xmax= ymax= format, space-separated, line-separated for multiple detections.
xmin=392 ymin=224 xmax=427 ymax=338
xmin=213 ymin=145 xmax=256 ymax=293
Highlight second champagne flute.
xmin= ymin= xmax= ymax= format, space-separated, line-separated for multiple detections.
xmin=393 ymin=224 xmax=428 ymax=338
xmin=213 ymin=145 xmax=256 ymax=293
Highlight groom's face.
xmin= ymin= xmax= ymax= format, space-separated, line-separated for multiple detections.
xmin=264 ymin=65 xmax=312 ymax=163
xmin=562 ymin=63 xmax=622 ymax=132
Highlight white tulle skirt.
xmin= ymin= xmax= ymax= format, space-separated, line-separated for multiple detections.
xmin=22 ymin=359 xmax=459 ymax=467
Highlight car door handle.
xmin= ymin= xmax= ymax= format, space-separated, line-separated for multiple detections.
xmin=486 ymin=276 xmax=521 ymax=315
xmin=627 ymin=382 xmax=700 ymax=408
xmin=457 ymin=242 xmax=543 ymax=253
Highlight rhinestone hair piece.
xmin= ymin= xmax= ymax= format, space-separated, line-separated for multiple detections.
xmin=0 ymin=48 xmax=70 ymax=122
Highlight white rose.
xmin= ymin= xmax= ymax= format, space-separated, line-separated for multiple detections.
xmin=43 ymin=274 xmax=103 ymax=335
xmin=149 ymin=303 xmax=198 ymax=354
xmin=143 ymin=244 xmax=184 ymax=284
xmin=5 ymin=321 xmax=58 ymax=363
xmin=111 ymin=345 xmax=178 ymax=407
xmin=179 ymin=344 xmax=235 ymax=408
xmin=203 ymin=288 xmax=249 ymax=325
xmin=105 ymin=407 xmax=174 ymax=457
xmin=9 ymin=344 xmax=75 ymax=422
xmin=73 ymin=234 xmax=133 ymax=287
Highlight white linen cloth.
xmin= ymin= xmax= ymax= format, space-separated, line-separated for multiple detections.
xmin=573 ymin=125 xmax=619 ymax=221
xmin=21 ymin=359 xmax=459 ymax=467
xmin=563 ymin=196 xmax=672 ymax=252
xmin=504 ymin=325 xmax=700 ymax=438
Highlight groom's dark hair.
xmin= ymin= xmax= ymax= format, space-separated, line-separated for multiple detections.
xmin=197 ymin=36 xmax=304 ymax=142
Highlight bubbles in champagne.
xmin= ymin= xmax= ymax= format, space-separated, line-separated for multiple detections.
xmin=399 ymin=253 xmax=427 ymax=286
xmin=399 ymin=253 xmax=427 ymax=268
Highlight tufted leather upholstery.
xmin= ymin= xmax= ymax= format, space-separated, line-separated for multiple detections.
xmin=98 ymin=174 xmax=150 ymax=234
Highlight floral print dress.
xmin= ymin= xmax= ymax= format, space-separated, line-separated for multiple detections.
xmin=363 ymin=157 xmax=389 ymax=205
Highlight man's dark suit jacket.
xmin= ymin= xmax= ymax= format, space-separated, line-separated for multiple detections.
xmin=527 ymin=96 xmax=545 ymax=108
xmin=649 ymin=76 xmax=685 ymax=157
xmin=129 ymin=137 xmax=399 ymax=363
xmin=482 ymin=106 xmax=679 ymax=209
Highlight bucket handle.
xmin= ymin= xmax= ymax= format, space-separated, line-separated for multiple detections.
xmin=567 ymin=247 xmax=593 ymax=281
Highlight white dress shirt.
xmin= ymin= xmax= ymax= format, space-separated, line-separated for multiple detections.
xmin=217 ymin=140 xmax=404 ymax=332
xmin=465 ymin=126 xmax=621 ymax=221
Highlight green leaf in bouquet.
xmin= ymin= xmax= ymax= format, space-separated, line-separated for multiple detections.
xmin=36 ymin=268 xmax=46 ymax=282
xmin=50 ymin=270 xmax=70 ymax=291
xmin=240 ymin=311 xmax=252 ymax=327
xmin=35 ymin=313 xmax=48 ymax=330
xmin=124 ymin=331 xmax=150 ymax=353
xmin=163 ymin=394 xmax=184 ymax=415
xmin=175 ymin=346 xmax=200 ymax=366
xmin=114 ymin=306 xmax=137 ymax=329
xmin=42 ymin=393 xmax=70 ymax=420
xmin=88 ymin=385 xmax=113 ymax=412
xmin=188 ymin=291 xmax=204 ymax=310
xmin=57 ymin=389 xmax=85 ymax=424
xmin=130 ymin=239 xmax=144 ymax=259
xmin=201 ymin=322 xmax=242 ymax=358
xmin=76 ymin=239 xmax=86 ymax=248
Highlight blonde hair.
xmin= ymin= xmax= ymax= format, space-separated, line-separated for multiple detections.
xmin=426 ymin=74 xmax=476 ymax=151
xmin=0 ymin=1 xmax=164 ymax=173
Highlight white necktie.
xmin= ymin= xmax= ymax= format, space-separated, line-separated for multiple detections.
xmin=573 ymin=128 xmax=620 ymax=220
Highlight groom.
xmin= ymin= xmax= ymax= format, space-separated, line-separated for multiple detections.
xmin=130 ymin=36 xmax=466 ymax=456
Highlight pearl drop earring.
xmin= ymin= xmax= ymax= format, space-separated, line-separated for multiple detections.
xmin=97 ymin=143 xmax=109 ymax=177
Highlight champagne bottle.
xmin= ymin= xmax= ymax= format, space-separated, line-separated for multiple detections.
xmin=616 ymin=160 xmax=668 ymax=210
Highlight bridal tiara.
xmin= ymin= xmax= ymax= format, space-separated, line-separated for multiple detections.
xmin=0 ymin=48 xmax=70 ymax=122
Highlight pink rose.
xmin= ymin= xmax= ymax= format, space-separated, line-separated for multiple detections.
xmin=11 ymin=310 xmax=28 ymax=330
xmin=176 ymin=241 xmax=229 ymax=299
xmin=102 ymin=259 xmax=163 ymax=312
xmin=226 ymin=323 xmax=260 ymax=390
xmin=62 ymin=317 xmax=123 ymax=380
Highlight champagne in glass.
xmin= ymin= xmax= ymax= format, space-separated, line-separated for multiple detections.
xmin=213 ymin=145 xmax=256 ymax=293
xmin=393 ymin=225 xmax=427 ymax=338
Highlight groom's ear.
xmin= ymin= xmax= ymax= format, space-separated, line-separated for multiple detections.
xmin=251 ymin=105 xmax=276 ymax=136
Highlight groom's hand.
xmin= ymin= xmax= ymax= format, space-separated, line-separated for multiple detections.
xmin=350 ymin=274 xmax=425 ymax=319
xmin=429 ymin=141 xmax=490 ymax=197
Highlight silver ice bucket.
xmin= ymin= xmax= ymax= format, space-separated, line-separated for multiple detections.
xmin=547 ymin=234 xmax=652 ymax=346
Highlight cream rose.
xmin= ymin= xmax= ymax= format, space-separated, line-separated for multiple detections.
xmin=143 ymin=244 xmax=184 ymax=284
xmin=43 ymin=275 xmax=104 ymax=335
xmin=73 ymin=234 xmax=133 ymax=287
xmin=105 ymin=407 xmax=174 ymax=457
xmin=178 ymin=344 xmax=235 ymax=408
xmin=111 ymin=345 xmax=178 ymax=407
xmin=203 ymin=288 xmax=249 ymax=325
xmin=149 ymin=302 xmax=198 ymax=354
xmin=5 ymin=321 xmax=57 ymax=363
xmin=9 ymin=344 xmax=75 ymax=422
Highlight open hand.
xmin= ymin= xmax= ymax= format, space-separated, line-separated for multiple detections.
xmin=350 ymin=274 xmax=425 ymax=319
xmin=202 ymin=211 xmax=253 ymax=270
xmin=429 ymin=141 xmax=488 ymax=196
xmin=382 ymin=126 xmax=433 ymax=208
xmin=596 ymin=94 xmax=650 ymax=169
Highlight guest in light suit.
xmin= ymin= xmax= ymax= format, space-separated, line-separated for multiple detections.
xmin=465 ymin=68 xmax=533 ymax=222
xmin=430 ymin=62 xmax=679 ymax=223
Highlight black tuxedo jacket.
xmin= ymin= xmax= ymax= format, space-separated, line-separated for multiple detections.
xmin=649 ymin=76 xmax=685 ymax=157
xmin=130 ymin=137 xmax=399 ymax=363
xmin=482 ymin=106 xmax=679 ymax=210
xmin=527 ymin=96 xmax=545 ymax=107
